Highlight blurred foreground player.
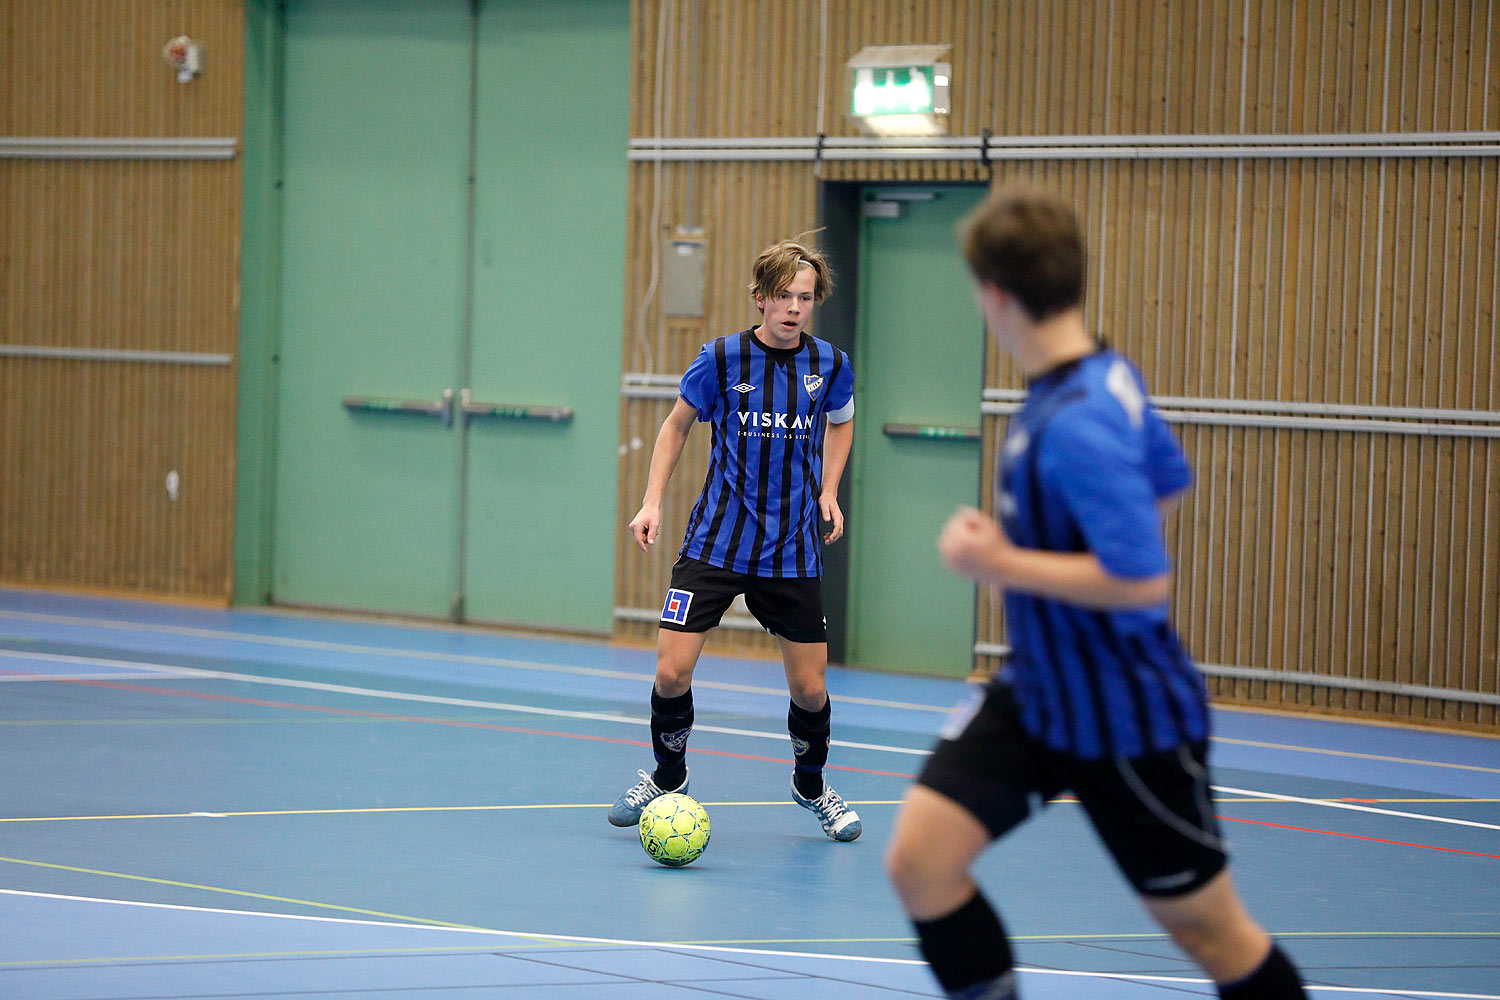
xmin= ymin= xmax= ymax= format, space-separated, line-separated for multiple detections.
xmin=885 ymin=189 xmax=1308 ymax=999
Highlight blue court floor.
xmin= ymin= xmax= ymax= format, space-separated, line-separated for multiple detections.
xmin=1 ymin=586 xmax=1497 ymax=999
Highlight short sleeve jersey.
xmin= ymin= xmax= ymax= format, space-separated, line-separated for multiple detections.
xmin=996 ymin=348 xmax=1209 ymax=759
xmin=677 ymin=328 xmax=854 ymax=577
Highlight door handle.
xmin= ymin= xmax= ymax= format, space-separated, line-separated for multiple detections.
xmin=882 ymin=422 xmax=979 ymax=441
xmin=342 ymin=389 xmax=454 ymax=427
xmin=459 ymin=388 xmax=573 ymax=425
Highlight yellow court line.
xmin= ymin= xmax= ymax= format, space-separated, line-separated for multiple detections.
xmin=5 ymin=796 xmax=1494 ymax=824
xmin=1 ymin=804 xmax=611 ymax=823
xmin=1213 ymin=736 xmax=1500 ymax=774
xmin=0 ymin=801 xmax=913 ymax=823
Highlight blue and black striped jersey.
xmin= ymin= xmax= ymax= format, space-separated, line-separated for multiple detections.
xmin=677 ymin=328 xmax=854 ymax=577
xmin=996 ymin=348 xmax=1208 ymax=759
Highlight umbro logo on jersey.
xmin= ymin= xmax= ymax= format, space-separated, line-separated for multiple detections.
xmin=732 ymin=382 xmax=756 ymax=393
xmin=803 ymin=374 xmax=823 ymax=399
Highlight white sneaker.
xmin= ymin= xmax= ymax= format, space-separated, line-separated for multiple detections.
xmin=608 ymin=768 xmax=687 ymax=827
xmin=791 ymin=777 xmax=861 ymax=841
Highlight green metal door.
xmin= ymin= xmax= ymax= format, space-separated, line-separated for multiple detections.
xmin=462 ymin=0 xmax=627 ymax=632
xmin=273 ymin=0 xmax=471 ymax=617
xmin=271 ymin=0 xmax=625 ymax=628
xmin=845 ymin=186 xmax=988 ymax=676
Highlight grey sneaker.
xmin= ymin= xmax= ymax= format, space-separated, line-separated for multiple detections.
xmin=608 ymin=768 xmax=687 ymax=827
xmin=791 ymin=777 xmax=862 ymax=841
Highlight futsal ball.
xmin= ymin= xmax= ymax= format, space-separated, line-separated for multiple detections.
xmin=638 ymin=792 xmax=711 ymax=867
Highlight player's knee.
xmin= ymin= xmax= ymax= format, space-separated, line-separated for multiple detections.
xmin=788 ymin=680 xmax=826 ymax=710
xmin=653 ymin=665 xmax=694 ymax=697
xmin=885 ymin=836 xmax=954 ymax=905
xmin=883 ymin=841 xmax=920 ymax=902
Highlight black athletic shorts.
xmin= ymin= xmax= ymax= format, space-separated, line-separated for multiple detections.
xmin=917 ymin=682 xmax=1228 ymax=898
xmin=658 ymin=555 xmax=827 ymax=644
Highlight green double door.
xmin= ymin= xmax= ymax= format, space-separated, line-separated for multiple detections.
xmin=271 ymin=0 xmax=627 ymax=631
xmin=844 ymin=185 xmax=989 ymax=676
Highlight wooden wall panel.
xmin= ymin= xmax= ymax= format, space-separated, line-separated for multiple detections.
xmin=1 ymin=359 xmax=236 ymax=596
xmin=633 ymin=0 xmax=1500 ymax=143
xmin=1 ymin=1 xmax=244 ymax=137
xmin=623 ymin=0 xmax=1500 ymax=728
xmin=2 ymin=160 xmax=240 ymax=355
xmin=1 ymin=1 xmax=242 ymax=602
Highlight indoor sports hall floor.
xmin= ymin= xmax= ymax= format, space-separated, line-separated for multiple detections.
xmin=1 ymin=586 xmax=1496 ymax=1000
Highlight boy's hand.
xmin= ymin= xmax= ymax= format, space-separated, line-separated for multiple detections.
xmin=820 ymin=493 xmax=845 ymax=544
xmin=938 ymin=506 xmax=1010 ymax=582
xmin=628 ymin=504 xmax=662 ymax=554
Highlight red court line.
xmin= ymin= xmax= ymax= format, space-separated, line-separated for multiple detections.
xmin=55 ymin=678 xmax=1500 ymax=853
xmin=1221 ymin=816 xmax=1500 ymax=859
xmin=58 ymin=677 xmax=918 ymax=779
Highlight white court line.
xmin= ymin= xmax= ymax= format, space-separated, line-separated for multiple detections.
xmin=1215 ymin=785 xmax=1500 ymax=832
xmin=0 ymin=890 xmax=1493 ymax=999
xmin=0 ymin=650 xmax=933 ymax=756
xmin=0 ymin=672 xmax=191 ymax=682
xmin=0 ymin=609 xmax=947 ymax=713
xmin=5 ymin=651 xmax=1494 ymax=830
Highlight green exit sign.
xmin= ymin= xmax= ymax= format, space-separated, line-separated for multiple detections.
xmin=845 ymin=45 xmax=952 ymax=137
xmin=850 ymin=64 xmax=949 ymax=116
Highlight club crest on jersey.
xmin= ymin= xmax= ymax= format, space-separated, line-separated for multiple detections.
xmin=661 ymin=588 xmax=693 ymax=625
xmin=803 ymin=374 xmax=823 ymax=399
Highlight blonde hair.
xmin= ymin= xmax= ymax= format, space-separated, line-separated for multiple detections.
xmin=748 ymin=234 xmax=834 ymax=305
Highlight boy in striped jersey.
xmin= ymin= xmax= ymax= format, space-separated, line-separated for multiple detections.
xmin=885 ymin=190 xmax=1307 ymax=999
xmin=608 ymin=237 xmax=861 ymax=842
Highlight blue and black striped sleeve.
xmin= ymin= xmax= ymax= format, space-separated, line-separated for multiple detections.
xmin=1042 ymin=409 xmax=1171 ymax=581
xmin=678 ymin=343 xmax=721 ymax=422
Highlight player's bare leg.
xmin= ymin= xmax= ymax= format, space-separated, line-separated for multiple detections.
xmin=886 ymin=784 xmax=992 ymax=918
xmin=1142 ymin=869 xmax=1291 ymax=985
xmin=777 ymin=636 xmax=828 ymax=711
xmin=655 ymin=628 xmax=709 ymax=697
xmin=888 ymin=785 xmax=1016 ymax=998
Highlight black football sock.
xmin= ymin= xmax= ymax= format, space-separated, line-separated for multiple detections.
xmin=914 ymin=891 xmax=1017 ymax=999
xmin=1218 ymin=942 xmax=1308 ymax=999
xmin=787 ymin=697 xmax=831 ymax=798
xmin=649 ymin=688 xmax=693 ymax=791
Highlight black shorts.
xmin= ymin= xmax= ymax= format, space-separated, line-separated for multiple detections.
xmin=917 ymin=683 xmax=1228 ymax=898
xmin=658 ymin=556 xmax=827 ymax=644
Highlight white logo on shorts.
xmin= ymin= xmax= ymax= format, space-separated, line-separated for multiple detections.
xmin=1141 ymin=869 xmax=1198 ymax=892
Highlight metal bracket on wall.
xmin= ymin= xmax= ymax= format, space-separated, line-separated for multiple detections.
xmin=341 ymin=389 xmax=454 ymax=427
